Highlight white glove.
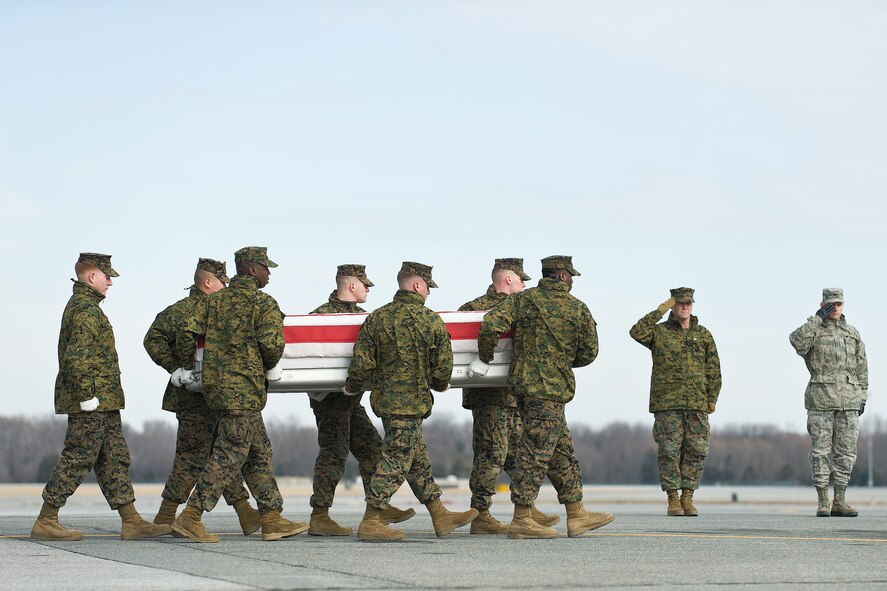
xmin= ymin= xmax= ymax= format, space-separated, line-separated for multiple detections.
xmin=467 ymin=359 xmax=490 ymax=378
xmin=307 ymin=392 xmax=329 ymax=401
xmin=170 ymin=368 xmax=195 ymax=387
xmin=342 ymin=385 xmax=361 ymax=396
xmin=265 ymin=363 xmax=283 ymax=382
xmin=80 ymin=397 xmax=99 ymax=412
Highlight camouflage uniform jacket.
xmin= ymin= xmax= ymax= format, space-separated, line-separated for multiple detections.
xmin=345 ymin=289 xmax=453 ymax=418
xmin=143 ymin=286 xmax=211 ymax=412
xmin=178 ymin=275 xmax=284 ymax=411
xmin=789 ymin=315 xmax=868 ymax=411
xmin=459 ymin=285 xmax=515 ymax=409
xmin=630 ymin=310 xmax=721 ymax=413
xmin=477 ymin=278 xmax=598 ymax=404
xmin=54 ymin=281 xmax=125 ymax=414
xmin=311 ymin=292 xmax=366 ymax=315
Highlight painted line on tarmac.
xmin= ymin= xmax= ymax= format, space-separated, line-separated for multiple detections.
xmin=595 ymin=532 xmax=887 ymax=543
xmin=2 ymin=531 xmax=249 ymax=539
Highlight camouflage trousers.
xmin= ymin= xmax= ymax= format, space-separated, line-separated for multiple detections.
xmin=310 ymin=392 xmax=382 ymax=508
xmin=42 ymin=411 xmax=135 ymax=510
xmin=186 ymin=411 xmax=283 ymax=514
xmin=511 ymin=398 xmax=583 ymax=506
xmin=653 ymin=410 xmax=710 ymax=491
xmin=365 ymin=416 xmax=442 ymax=509
xmin=807 ymin=409 xmax=860 ymax=488
xmin=469 ymin=404 xmax=521 ymax=510
xmin=161 ymin=409 xmax=250 ymax=506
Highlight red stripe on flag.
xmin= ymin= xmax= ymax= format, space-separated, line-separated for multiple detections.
xmin=285 ymin=324 xmax=363 ymax=343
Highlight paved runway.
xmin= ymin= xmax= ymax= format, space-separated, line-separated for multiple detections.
xmin=4 ymin=483 xmax=887 ymax=590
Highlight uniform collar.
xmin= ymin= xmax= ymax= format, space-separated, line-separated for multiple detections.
xmin=230 ymin=275 xmax=260 ymax=290
xmin=328 ymin=291 xmax=362 ymax=312
xmin=72 ymin=280 xmax=105 ymax=302
xmin=538 ymin=277 xmax=570 ymax=292
xmin=393 ymin=289 xmax=427 ymax=305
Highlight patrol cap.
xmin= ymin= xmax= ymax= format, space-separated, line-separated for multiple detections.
xmin=78 ymin=252 xmax=119 ymax=277
xmin=541 ymin=255 xmax=580 ymax=277
xmin=197 ymin=258 xmax=229 ymax=283
xmin=822 ymin=287 xmax=844 ymax=304
xmin=400 ymin=261 xmax=438 ymax=288
xmin=337 ymin=264 xmax=374 ymax=287
xmin=234 ymin=246 xmax=277 ymax=268
xmin=670 ymin=287 xmax=695 ymax=303
xmin=494 ymin=258 xmax=531 ymax=281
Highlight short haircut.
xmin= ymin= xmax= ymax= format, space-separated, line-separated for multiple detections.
xmin=541 ymin=267 xmax=560 ymax=279
xmin=194 ymin=268 xmax=215 ymax=285
xmin=397 ymin=271 xmax=421 ymax=290
xmin=74 ymin=261 xmax=98 ymax=281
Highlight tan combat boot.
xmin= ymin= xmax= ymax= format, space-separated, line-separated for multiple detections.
xmin=379 ymin=504 xmax=416 ymax=525
xmin=425 ymin=498 xmax=478 ymax=537
xmin=470 ymin=509 xmax=509 ymax=534
xmin=30 ymin=502 xmax=83 ymax=541
xmin=308 ymin=507 xmax=352 ymax=536
xmin=153 ymin=498 xmax=179 ymax=525
xmin=233 ymin=499 xmax=262 ymax=535
xmin=565 ymin=501 xmax=615 ymax=537
xmin=816 ymin=487 xmax=830 ymax=517
xmin=172 ymin=505 xmax=219 ymax=543
xmin=531 ymin=504 xmax=560 ymax=527
xmin=507 ymin=503 xmax=557 ymax=539
xmin=118 ymin=503 xmax=173 ymax=540
xmin=261 ymin=510 xmax=308 ymax=541
xmin=357 ymin=505 xmax=405 ymax=541
xmin=831 ymin=486 xmax=858 ymax=517
xmin=680 ymin=489 xmax=698 ymax=517
xmin=666 ymin=490 xmax=684 ymax=516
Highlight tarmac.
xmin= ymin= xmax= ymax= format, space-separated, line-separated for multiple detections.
xmin=4 ymin=482 xmax=887 ymax=590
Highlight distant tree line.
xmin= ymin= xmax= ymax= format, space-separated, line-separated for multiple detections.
xmin=3 ymin=414 xmax=887 ymax=486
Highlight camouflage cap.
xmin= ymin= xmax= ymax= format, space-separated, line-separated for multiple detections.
xmin=400 ymin=261 xmax=438 ymax=288
xmin=541 ymin=255 xmax=581 ymax=277
xmin=670 ymin=287 xmax=695 ymax=303
xmin=197 ymin=258 xmax=229 ymax=283
xmin=822 ymin=287 xmax=844 ymax=304
xmin=78 ymin=252 xmax=119 ymax=277
xmin=234 ymin=246 xmax=277 ymax=268
xmin=494 ymin=258 xmax=531 ymax=281
xmin=337 ymin=264 xmax=374 ymax=287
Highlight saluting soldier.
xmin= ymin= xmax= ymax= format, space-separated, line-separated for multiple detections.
xmin=143 ymin=258 xmax=261 ymax=535
xmin=306 ymin=264 xmax=414 ymax=536
xmin=32 ymin=253 xmax=172 ymax=541
xmin=347 ymin=261 xmax=478 ymax=541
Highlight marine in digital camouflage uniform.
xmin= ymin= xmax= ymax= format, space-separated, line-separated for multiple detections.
xmin=790 ymin=288 xmax=868 ymax=517
xmin=306 ymin=264 xmax=414 ymax=536
xmin=629 ymin=287 xmax=721 ymax=517
xmin=143 ymin=258 xmax=261 ymax=534
xmin=32 ymin=253 xmax=171 ymax=541
xmin=170 ymin=247 xmax=308 ymax=543
xmin=476 ymin=255 xmax=614 ymax=538
xmin=347 ymin=262 xmax=477 ymax=541
xmin=460 ymin=258 xmax=557 ymax=534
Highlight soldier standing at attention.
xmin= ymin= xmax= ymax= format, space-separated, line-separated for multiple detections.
xmin=143 ymin=258 xmax=261 ymax=535
xmin=306 ymin=264 xmax=414 ymax=536
xmin=347 ymin=261 xmax=478 ymax=541
xmin=459 ymin=258 xmax=558 ymax=534
xmin=790 ymin=288 xmax=868 ymax=517
xmin=171 ymin=247 xmax=308 ymax=542
xmin=471 ymin=255 xmax=614 ymax=539
xmin=31 ymin=253 xmax=172 ymax=541
xmin=630 ymin=288 xmax=721 ymax=517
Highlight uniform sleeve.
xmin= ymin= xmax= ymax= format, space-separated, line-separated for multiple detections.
xmin=143 ymin=309 xmax=177 ymax=373
xmin=629 ymin=309 xmax=663 ymax=350
xmin=346 ymin=317 xmax=377 ymax=392
xmin=256 ymin=298 xmax=285 ymax=370
xmin=857 ymin=334 xmax=869 ymax=395
xmin=430 ymin=317 xmax=454 ymax=391
xmin=477 ymin=295 xmax=517 ymax=363
xmin=573 ymin=306 xmax=599 ymax=368
xmin=61 ymin=308 xmax=102 ymax=400
xmin=177 ymin=299 xmax=207 ymax=371
xmin=705 ymin=331 xmax=722 ymax=405
xmin=789 ymin=317 xmax=819 ymax=357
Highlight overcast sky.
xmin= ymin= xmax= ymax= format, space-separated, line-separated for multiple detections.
xmin=1 ymin=1 xmax=883 ymax=434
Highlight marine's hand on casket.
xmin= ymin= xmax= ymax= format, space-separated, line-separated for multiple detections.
xmin=170 ymin=368 xmax=195 ymax=387
xmin=265 ymin=363 xmax=283 ymax=382
xmin=79 ymin=397 xmax=100 ymax=412
xmin=467 ymin=358 xmax=490 ymax=378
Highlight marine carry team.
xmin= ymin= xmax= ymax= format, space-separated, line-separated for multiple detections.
xmin=30 ymin=248 xmax=868 ymax=542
